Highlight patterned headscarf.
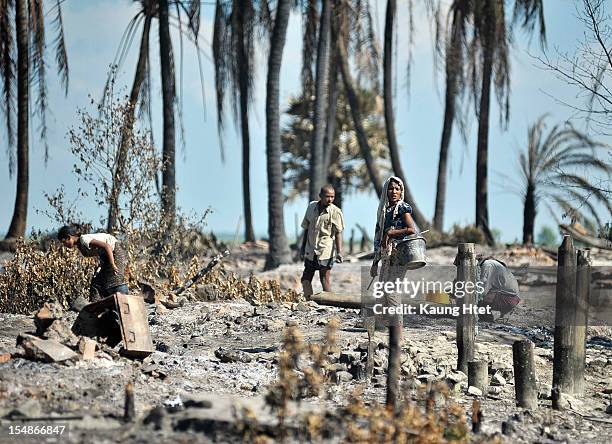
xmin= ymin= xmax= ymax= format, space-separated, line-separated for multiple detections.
xmin=373 ymin=176 xmax=405 ymax=260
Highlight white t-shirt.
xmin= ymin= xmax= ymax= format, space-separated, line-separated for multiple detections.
xmin=79 ymin=233 xmax=117 ymax=251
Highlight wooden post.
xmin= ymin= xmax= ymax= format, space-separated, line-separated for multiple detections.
xmin=574 ymin=248 xmax=591 ymax=396
xmin=124 ymin=381 xmax=135 ymax=422
xmin=349 ymin=228 xmax=355 ymax=255
xmin=552 ymin=235 xmax=578 ymax=402
xmin=386 ymin=323 xmax=402 ymax=410
xmin=472 ymin=399 xmax=482 ymax=433
xmin=365 ymin=316 xmax=375 ymax=380
xmin=513 ymin=339 xmax=537 ymax=410
xmin=455 ymin=243 xmax=476 ymax=374
xmin=468 ymin=360 xmax=489 ymax=394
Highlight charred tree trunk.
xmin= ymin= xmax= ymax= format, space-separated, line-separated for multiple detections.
xmin=6 ymin=0 xmax=29 ymax=241
xmin=236 ymin=2 xmax=256 ymax=243
xmin=264 ymin=0 xmax=292 ymax=270
xmin=158 ymin=0 xmax=176 ymax=224
xmin=308 ymin=0 xmax=331 ymax=201
xmin=337 ymin=39 xmax=382 ymax=196
xmin=322 ymin=52 xmax=338 ymax=178
xmin=383 ymin=0 xmax=428 ymax=229
xmin=522 ymin=182 xmax=536 ymax=245
xmin=475 ymin=2 xmax=495 ymax=246
xmin=107 ymin=15 xmax=152 ymax=232
xmin=433 ymin=9 xmax=462 ymax=233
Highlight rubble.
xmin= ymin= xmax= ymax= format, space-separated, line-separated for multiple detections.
xmin=78 ymin=337 xmax=97 ymax=360
xmin=491 ymin=373 xmax=507 ymax=386
xmin=468 ymin=386 xmax=483 ymax=397
xmin=214 ymin=347 xmax=252 ymax=363
xmin=17 ymin=334 xmax=78 ymax=363
xmin=0 ymin=243 xmax=610 ymax=442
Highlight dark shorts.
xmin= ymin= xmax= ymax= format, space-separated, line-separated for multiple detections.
xmin=301 ymin=256 xmax=333 ymax=281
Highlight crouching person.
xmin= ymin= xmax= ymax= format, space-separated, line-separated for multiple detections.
xmin=477 ymin=257 xmax=520 ymax=322
xmin=58 ymin=225 xmax=129 ymax=308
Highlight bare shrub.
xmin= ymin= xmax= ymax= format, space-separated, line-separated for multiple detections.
xmin=0 ymin=239 xmax=96 ymax=313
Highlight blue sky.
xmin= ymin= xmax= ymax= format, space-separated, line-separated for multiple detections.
xmin=1 ymin=0 xmax=607 ymax=243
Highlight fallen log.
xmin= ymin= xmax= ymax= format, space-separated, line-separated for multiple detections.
xmin=310 ymin=292 xmax=452 ymax=316
xmin=559 ymin=224 xmax=611 ymax=250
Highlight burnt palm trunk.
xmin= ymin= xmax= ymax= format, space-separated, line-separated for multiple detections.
xmin=308 ymin=0 xmax=331 ymax=201
xmin=6 ymin=0 xmax=29 ymax=240
xmin=475 ymin=3 xmax=495 ymax=246
xmin=264 ymin=0 xmax=292 ymax=270
xmin=338 ymin=39 xmax=382 ymax=196
xmin=383 ymin=0 xmax=428 ymax=229
xmin=433 ymin=11 xmax=461 ymax=233
xmin=322 ymin=52 xmax=338 ymax=176
xmin=237 ymin=3 xmax=256 ymax=242
xmin=158 ymin=0 xmax=176 ymax=223
xmin=107 ymin=15 xmax=152 ymax=232
xmin=522 ymin=183 xmax=536 ymax=244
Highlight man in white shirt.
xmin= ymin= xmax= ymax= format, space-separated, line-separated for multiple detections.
xmin=299 ymin=185 xmax=344 ymax=299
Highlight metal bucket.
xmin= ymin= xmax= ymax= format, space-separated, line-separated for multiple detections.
xmin=395 ymin=236 xmax=427 ymax=269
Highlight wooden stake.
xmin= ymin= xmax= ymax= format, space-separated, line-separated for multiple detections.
xmin=455 ymin=243 xmax=476 ymax=374
xmin=472 ymin=399 xmax=482 ymax=433
xmin=365 ymin=316 xmax=375 ymax=380
xmin=468 ymin=360 xmax=489 ymax=394
xmin=574 ymin=248 xmax=591 ymax=396
xmin=124 ymin=381 xmax=135 ymax=422
xmin=349 ymin=228 xmax=355 ymax=255
xmin=512 ymin=339 xmax=537 ymax=410
xmin=386 ymin=323 xmax=402 ymax=410
xmin=553 ymin=235 xmax=578 ymax=401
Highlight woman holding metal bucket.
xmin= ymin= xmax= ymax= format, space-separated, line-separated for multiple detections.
xmin=369 ymin=176 xmax=417 ymax=327
xmin=370 ymin=177 xmax=417 ymax=274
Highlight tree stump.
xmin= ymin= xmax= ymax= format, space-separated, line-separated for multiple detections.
xmin=468 ymin=360 xmax=489 ymax=394
xmin=513 ymin=339 xmax=537 ymax=410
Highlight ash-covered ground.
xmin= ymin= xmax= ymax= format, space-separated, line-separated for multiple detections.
xmin=0 ymin=245 xmax=611 ymax=443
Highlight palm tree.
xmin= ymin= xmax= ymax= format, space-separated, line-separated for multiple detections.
xmin=264 ymin=0 xmax=292 ymax=270
xmin=158 ymin=0 xmax=176 ymax=222
xmin=432 ymin=1 xmax=468 ymax=232
xmin=335 ymin=0 xmax=383 ymax=196
xmin=107 ymin=3 xmax=154 ymax=232
xmin=105 ymin=0 xmax=202 ymax=230
xmin=307 ymin=0 xmax=331 ymax=202
xmin=282 ymin=88 xmax=391 ymax=208
xmin=473 ymin=0 xmax=545 ymax=244
xmin=337 ymin=29 xmax=383 ymax=196
xmin=213 ymin=0 xmax=267 ymax=243
xmin=1 ymin=0 xmax=69 ymax=243
xmin=510 ymin=116 xmax=612 ymax=244
xmin=382 ymin=0 xmax=429 ymax=229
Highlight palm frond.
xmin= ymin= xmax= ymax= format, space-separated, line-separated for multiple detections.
xmin=512 ymin=0 xmax=546 ymax=47
xmin=0 ymin=0 xmax=15 ymax=151
xmin=300 ymin=0 xmax=317 ymax=97
xmin=556 ymin=173 xmax=612 ymax=216
xmin=50 ymin=0 xmax=68 ymax=94
xmin=30 ymin=0 xmax=49 ymax=160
